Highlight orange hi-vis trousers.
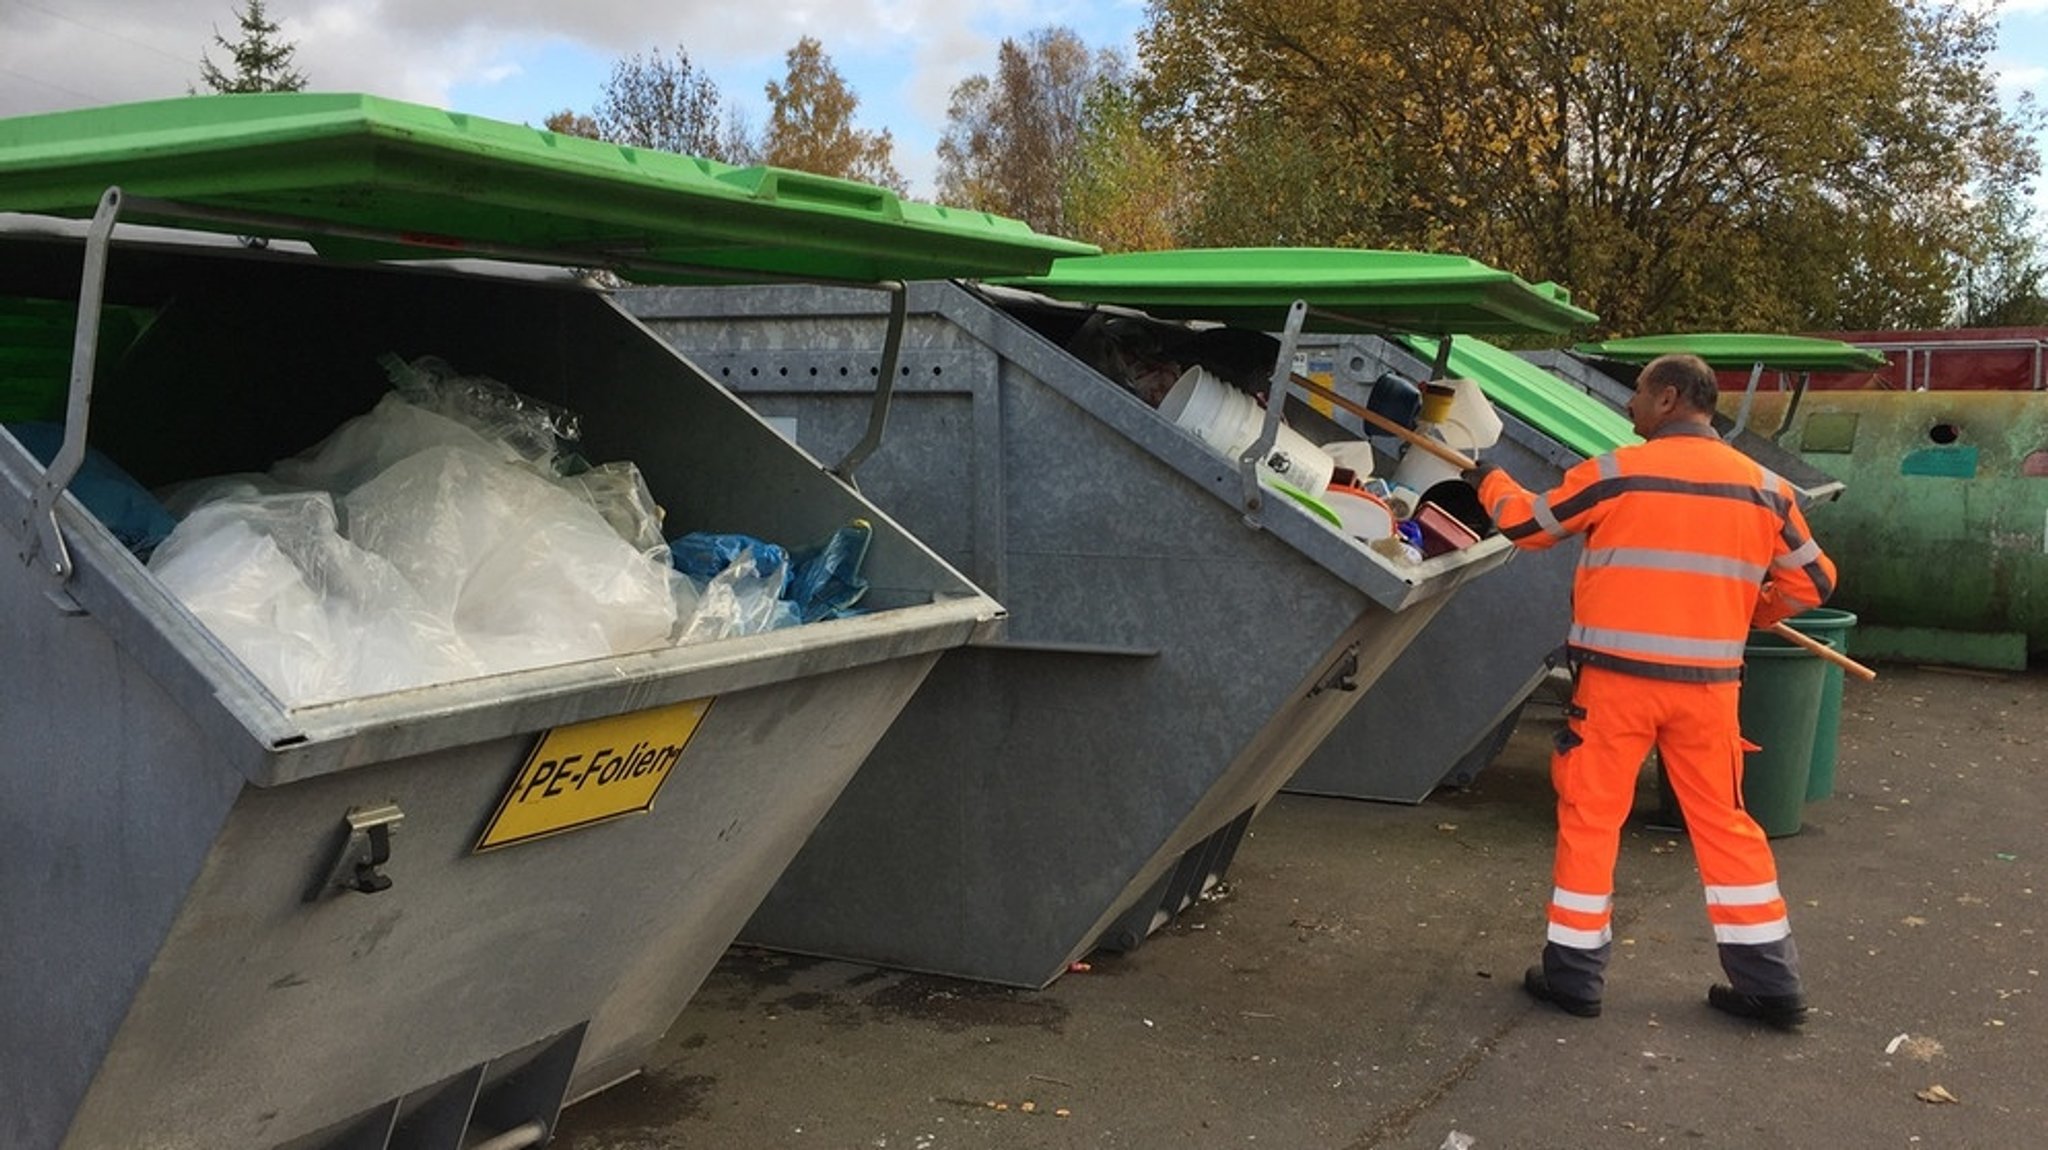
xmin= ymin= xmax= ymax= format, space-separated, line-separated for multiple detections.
xmin=1543 ymin=664 xmax=1803 ymax=1001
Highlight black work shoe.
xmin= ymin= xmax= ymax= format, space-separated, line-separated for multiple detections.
xmin=1523 ymin=966 xmax=1601 ymax=1018
xmin=1707 ymin=983 xmax=1808 ymax=1030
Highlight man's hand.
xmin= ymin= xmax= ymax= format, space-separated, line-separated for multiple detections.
xmin=1461 ymin=461 xmax=1500 ymax=487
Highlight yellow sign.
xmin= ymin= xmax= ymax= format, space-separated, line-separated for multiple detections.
xmin=1305 ymin=371 xmax=1337 ymax=419
xmin=475 ymin=697 xmax=714 ymax=852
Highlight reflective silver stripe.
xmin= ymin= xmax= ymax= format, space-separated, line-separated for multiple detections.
xmin=1595 ymin=452 xmax=1621 ymax=481
xmin=1531 ymin=494 xmax=1568 ymax=539
xmin=1490 ymin=493 xmax=1516 ymax=521
xmin=1713 ymin=920 xmax=1792 ymax=945
xmin=1704 ymin=881 xmax=1783 ymax=907
xmin=1775 ymin=538 xmax=1823 ymax=570
xmin=1551 ymin=887 xmax=1613 ymax=914
xmin=1581 ymin=547 xmax=1768 ymax=582
xmin=1548 ymin=922 xmax=1613 ymax=949
xmin=1568 ymin=624 xmax=1748 ymax=662
xmin=1758 ymin=461 xmax=1789 ymax=500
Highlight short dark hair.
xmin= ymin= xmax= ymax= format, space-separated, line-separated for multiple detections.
xmin=1638 ymin=353 xmax=1718 ymax=414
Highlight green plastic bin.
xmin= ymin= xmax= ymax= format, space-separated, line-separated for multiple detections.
xmin=1653 ymin=634 xmax=1826 ymax=838
xmin=1783 ymin=608 xmax=1857 ymax=800
xmin=1734 ymin=639 xmax=1826 ymax=836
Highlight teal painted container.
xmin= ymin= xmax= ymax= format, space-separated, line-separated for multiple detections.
xmin=1731 ymin=391 xmax=2048 ymax=667
xmin=1783 ymin=608 xmax=1858 ymax=800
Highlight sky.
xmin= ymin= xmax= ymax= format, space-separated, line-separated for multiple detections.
xmin=0 ymin=0 xmax=2043 ymax=220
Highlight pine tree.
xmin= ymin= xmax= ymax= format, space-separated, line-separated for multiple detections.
xmin=197 ymin=0 xmax=307 ymax=94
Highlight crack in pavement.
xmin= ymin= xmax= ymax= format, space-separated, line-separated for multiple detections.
xmin=1337 ymin=901 xmax=1657 ymax=1149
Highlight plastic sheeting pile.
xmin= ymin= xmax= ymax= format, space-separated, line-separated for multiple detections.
xmin=148 ymin=355 xmax=862 ymax=706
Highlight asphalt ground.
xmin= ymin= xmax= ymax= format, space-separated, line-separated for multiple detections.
xmin=553 ymin=663 xmax=2046 ymax=1149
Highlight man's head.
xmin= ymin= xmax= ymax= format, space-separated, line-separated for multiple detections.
xmin=1627 ymin=353 xmax=1718 ymax=437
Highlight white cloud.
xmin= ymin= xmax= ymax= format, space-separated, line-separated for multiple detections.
xmin=0 ymin=1 xmax=1002 ymax=113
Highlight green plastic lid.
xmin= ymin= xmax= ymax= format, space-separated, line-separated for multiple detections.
xmin=996 ymin=247 xmax=1599 ymax=335
xmin=1399 ymin=333 xmax=1639 ymax=458
xmin=0 ymin=92 xmax=1097 ymax=284
xmin=1575 ymin=333 xmax=1887 ymax=373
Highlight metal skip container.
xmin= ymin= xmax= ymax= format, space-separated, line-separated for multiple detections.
xmin=0 ymin=93 xmax=1096 ymax=1150
xmin=618 ymin=248 xmax=1599 ymax=987
xmin=1283 ymin=333 xmax=1639 ymax=801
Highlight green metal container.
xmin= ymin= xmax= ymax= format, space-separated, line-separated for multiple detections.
xmin=1784 ymin=608 xmax=1858 ymax=800
xmin=1731 ymin=391 xmax=2047 ymax=669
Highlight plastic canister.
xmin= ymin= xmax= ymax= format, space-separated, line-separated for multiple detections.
xmin=1159 ymin=367 xmax=1336 ymax=495
xmin=1418 ymin=382 xmax=1457 ymax=424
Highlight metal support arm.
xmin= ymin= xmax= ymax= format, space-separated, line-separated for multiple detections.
xmin=1726 ymin=361 xmax=1765 ymax=441
xmin=27 ymin=186 xmax=124 ymax=587
xmin=1239 ymin=299 xmax=1311 ymax=521
xmin=831 ymin=280 xmax=908 ymax=486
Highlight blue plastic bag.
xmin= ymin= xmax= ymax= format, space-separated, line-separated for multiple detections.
xmin=787 ymin=520 xmax=873 ymax=623
xmin=669 ymin=532 xmax=791 ymax=591
xmin=5 ymin=421 xmax=177 ymax=557
xmin=669 ymin=524 xmax=872 ymax=625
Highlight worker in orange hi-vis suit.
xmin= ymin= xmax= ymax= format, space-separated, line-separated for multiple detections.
xmin=1464 ymin=352 xmax=1836 ymax=1030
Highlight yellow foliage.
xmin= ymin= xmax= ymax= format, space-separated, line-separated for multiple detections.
xmin=1139 ymin=0 xmax=2038 ymax=331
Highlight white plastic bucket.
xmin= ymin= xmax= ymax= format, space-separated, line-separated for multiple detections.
xmin=1390 ymin=437 xmax=1464 ymax=494
xmin=1160 ymin=367 xmax=1336 ymax=495
xmin=1437 ymin=378 xmax=1503 ymax=454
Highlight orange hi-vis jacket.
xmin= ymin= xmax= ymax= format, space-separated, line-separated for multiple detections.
xmin=1477 ymin=422 xmax=1836 ymax=681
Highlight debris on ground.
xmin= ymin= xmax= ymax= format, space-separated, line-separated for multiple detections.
xmin=1916 ymin=1085 xmax=1960 ymax=1104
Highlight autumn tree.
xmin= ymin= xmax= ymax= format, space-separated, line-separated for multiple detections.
xmin=581 ymin=45 xmax=756 ymax=163
xmin=1140 ymin=0 xmax=2042 ymax=334
xmin=1063 ymin=78 xmax=1184 ymax=251
xmin=936 ymin=27 xmax=1126 ymax=235
xmin=196 ymin=0 xmax=306 ymax=94
xmin=1958 ymin=184 xmax=2048 ymax=327
xmin=1173 ymin=103 xmax=1394 ymax=250
xmin=760 ymin=37 xmax=901 ymax=189
xmin=543 ymin=109 xmax=600 ymax=139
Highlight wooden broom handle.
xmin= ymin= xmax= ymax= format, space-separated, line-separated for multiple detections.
xmin=1285 ymin=372 xmax=1479 ymax=472
xmin=1768 ymin=622 xmax=1878 ymax=680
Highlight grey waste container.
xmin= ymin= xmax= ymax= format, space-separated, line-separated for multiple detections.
xmin=1 ymin=229 xmax=1000 ymax=1150
xmin=621 ymin=281 xmax=1512 ymax=988
xmin=1283 ymin=335 xmax=1587 ymax=802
